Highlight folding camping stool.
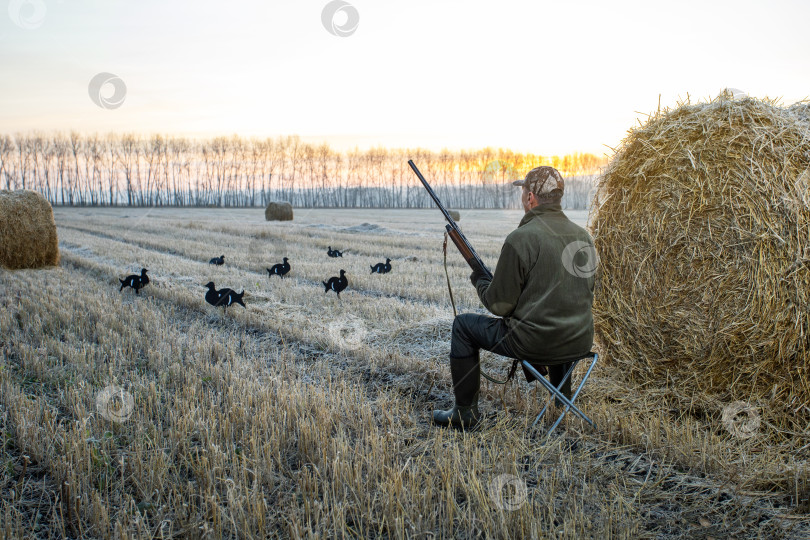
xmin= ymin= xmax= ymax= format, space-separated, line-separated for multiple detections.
xmin=521 ymin=352 xmax=599 ymax=437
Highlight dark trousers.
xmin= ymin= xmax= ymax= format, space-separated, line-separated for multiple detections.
xmin=449 ymin=313 xmax=573 ymax=405
xmin=451 ymin=312 xmax=517 ymax=359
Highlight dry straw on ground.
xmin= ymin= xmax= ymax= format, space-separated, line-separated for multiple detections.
xmin=0 ymin=189 xmax=60 ymax=269
xmin=265 ymin=200 xmax=293 ymax=221
xmin=2 ymin=206 xmax=806 ymax=537
xmin=591 ymin=92 xmax=810 ymax=436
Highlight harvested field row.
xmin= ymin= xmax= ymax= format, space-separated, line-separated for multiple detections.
xmin=53 ymin=207 xmax=520 ymax=258
xmin=56 ymin=221 xmax=486 ymax=309
xmin=2 ymin=206 xmax=809 ymax=539
xmin=53 ymin=209 xmax=810 ymax=492
xmin=1 ymin=257 xmax=806 ymax=538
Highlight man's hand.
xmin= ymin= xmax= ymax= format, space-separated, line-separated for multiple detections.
xmin=469 ymin=259 xmax=488 ymax=286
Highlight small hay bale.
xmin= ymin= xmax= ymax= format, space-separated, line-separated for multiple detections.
xmin=0 ymin=190 xmax=60 ymax=270
xmin=591 ymin=93 xmax=810 ymax=426
xmin=449 ymin=210 xmax=461 ymax=221
xmin=264 ymin=201 xmax=293 ymax=221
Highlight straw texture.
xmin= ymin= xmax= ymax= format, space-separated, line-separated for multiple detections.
xmin=789 ymin=101 xmax=810 ymax=125
xmin=591 ymin=93 xmax=810 ymax=421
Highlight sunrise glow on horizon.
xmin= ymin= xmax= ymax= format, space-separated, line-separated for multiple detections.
xmin=1 ymin=0 xmax=809 ymax=156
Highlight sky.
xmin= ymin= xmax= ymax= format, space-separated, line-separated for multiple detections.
xmin=0 ymin=0 xmax=808 ymax=156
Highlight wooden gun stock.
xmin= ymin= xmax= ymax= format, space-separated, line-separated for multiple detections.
xmin=447 ymin=227 xmax=475 ymax=267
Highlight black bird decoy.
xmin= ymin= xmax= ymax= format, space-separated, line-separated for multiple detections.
xmin=119 ymin=268 xmax=149 ymax=295
xmin=327 ymin=246 xmax=343 ymax=258
xmin=139 ymin=269 xmax=150 ymax=288
xmin=204 ymin=282 xmax=245 ymax=311
xmin=370 ymin=258 xmax=392 ymax=274
xmin=323 ymin=269 xmax=348 ymax=298
xmin=204 ymin=281 xmax=221 ymax=307
xmin=266 ymin=257 xmax=291 ymax=279
xmin=209 ymin=255 xmax=225 ymax=265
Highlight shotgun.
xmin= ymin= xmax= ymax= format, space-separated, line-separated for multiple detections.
xmin=408 ymin=159 xmax=493 ymax=280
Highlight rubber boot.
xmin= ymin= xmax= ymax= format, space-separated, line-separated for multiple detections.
xmin=549 ymin=362 xmax=573 ymax=407
xmin=432 ymin=354 xmax=481 ymax=429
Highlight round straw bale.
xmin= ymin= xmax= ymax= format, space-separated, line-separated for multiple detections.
xmin=0 ymin=190 xmax=60 ymax=270
xmin=591 ymin=93 xmax=810 ymax=413
xmin=449 ymin=210 xmax=461 ymax=221
xmin=264 ymin=201 xmax=293 ymax=221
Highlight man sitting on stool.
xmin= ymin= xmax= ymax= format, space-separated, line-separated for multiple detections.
xmin=432 ymin=166 xmax=596 ymax=429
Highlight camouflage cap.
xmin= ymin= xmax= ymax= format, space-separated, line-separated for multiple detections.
xmin=512 ymin=166 xmax=564 ymax=199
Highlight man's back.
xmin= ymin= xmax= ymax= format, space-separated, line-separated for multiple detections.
xmin=474 ymin=204 xmax=595 ymax=361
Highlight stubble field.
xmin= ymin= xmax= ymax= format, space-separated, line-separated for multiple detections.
xmin=1 ymin=207 xmax=808 ymax=539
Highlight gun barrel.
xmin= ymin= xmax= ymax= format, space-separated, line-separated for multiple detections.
xmin=408 ymin=160 xmax=456 ymax=225
xmin=409 ymin=159 xmax=492 ymax=278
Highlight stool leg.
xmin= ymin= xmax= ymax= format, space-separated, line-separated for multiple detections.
xmin=532 ymin=362 xmax=578 ymax=428
xmin=546 ymin=354 xmax=599 ymax=436
xmin=524 ymin=361 xmax=594 ymax=426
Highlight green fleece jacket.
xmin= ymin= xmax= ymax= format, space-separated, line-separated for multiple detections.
xmin=474 ymin=204 xmax=595 ymax=362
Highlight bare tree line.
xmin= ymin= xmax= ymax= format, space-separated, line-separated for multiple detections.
xmin=0 ymin=133 xmax=606 ymax=209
